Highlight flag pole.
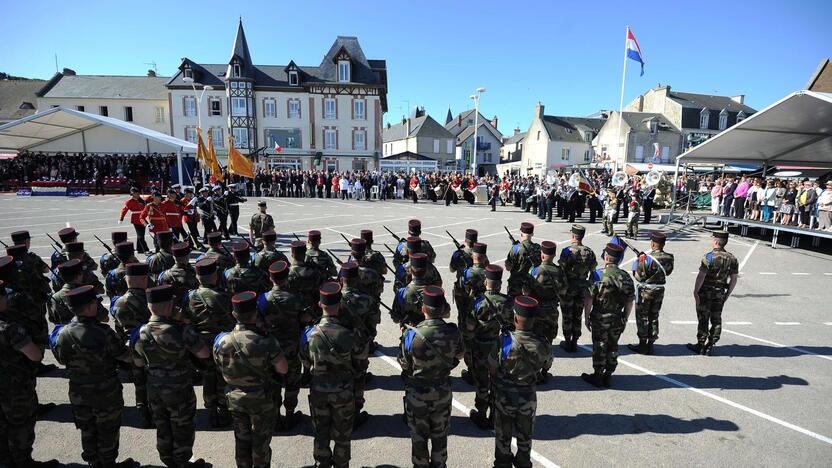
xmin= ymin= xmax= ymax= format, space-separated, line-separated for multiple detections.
xmin=614 ymin=25 xmax=630 ymax=173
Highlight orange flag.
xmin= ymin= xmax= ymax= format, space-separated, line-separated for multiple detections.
xmin=227 ymin=135 xmax=254 ymax=178
xmin=205 ymin=130 xmax=223 ymax=180
xmin=196 ymin=128 xmax=208 ymax=163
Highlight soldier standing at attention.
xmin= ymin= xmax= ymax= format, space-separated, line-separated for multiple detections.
xmin=51 ymin=285 xmax=136 ymax=468
xmin=305 ymin=230 xmax=337 ymax=280
xmin=392 ymin=253 xmax=430 ymax=327
xmin=251 ymin=230 xmax=288 ymax=274
xmin=449 ymin=229 xmax=476 ymax=329
xmin=249 ymin=201 xmax=275 ymax=251
xmin=196 ymin=186 xmax=217 ymax=245
xmin=347 ymin=239 xmax=383 ymax=356
xmin=140 ymin=192 xmax=171 ymax=249
xmin=558 ymin=225 xmax=597 ymax=353
xmin=489 ymin=296 xmax=551 ymax=468
xmin=358 ymin=230 xmax=388 ymax=277
xmin=301 ymin=282 xmax=357 ymax=468
xmin=338 ymin=262 xmax=375 ymax=428
xmin=504 ymin=223 xmax=541 ymax=297
xmin=50 ymin=259 xmax=100 ymax=326
xmin=628 ymin=232 xmax=674 ymax=355
xmin=212 ymin=185 xmax=230 ymax=241
xmin=225 ymin=243 xmax=271 ymax=295
xmin=100 ymin=231 xmax=129 ymax=275
xmin=257 ymin=261 xmax=310 ymax=431
xmin=134 ymin=285 xmax=209 ymax=467
xmin=157 ymin=242 xmax=199 ymax=309
xmin=214 ymin=291 xmax=288 ymax=468
xmin=457 ymin=241 xmax=488 ymax=386
xmin=9 ymin=230 xmax=51 ymax=309
xmin=394 ymin=220 xmax=437 ymax=267
xmin=690 ymin=231 xmax=738 ymax=356
xmin=394 ymin=237 xmax=443 ymax=290
xmin=399 ymin=286 xmax=463 ymax=468
xmin=581 ymin=243 xmax=635 ymax=388
xmin=187 ymin=259 xmax=234 ymax=428
xmin=118 ymin=187 xmax=150 ymax=254
xmin=197 ymin=232 xmax=235 ymax=276
xmin=288 ymin=241 xmax=323 ymax=320
xmin=110 ymin=263 xmax=153 ymax=428
xmin=105 ymin=242 xmax=139 ymax=300
xmin=225 ymin=183 xmax=247 ymax=236
xmin=147 ymin=230 xmax=176 ymax=275
xmin=602 ymin=185 xmax=618 ymax=236
xmin=523 ymin=240 xmax=568 ymax=383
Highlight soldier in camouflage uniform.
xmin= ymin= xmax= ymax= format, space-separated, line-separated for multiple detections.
xmin=214 ymin=291 xmax=288 ymax=468
xmin=300 ymin=282 xmax=357 ymax=468
xmin=338 ymin=262 xmax=376 ymax=427
xmin=105 ymin=241 xmax=139 ymax=300
xmin=9 ymin=231 xmax=51 ymax=323
xmin=602 ymin=186 xmax=618 ymax=236
xmin=0 ymin=280 xmax=59 ymax=468
xmin=110 ymin=262 xmax=153 ymax=428
xmin=50 ymin=227 xmax=98 ymax=272
xmin=306 ymin=230 xmax=338 ymax=280
xmin=288 ymin=241 xmax=323 ymax=319
xmin=581 ymin=243 xmax=635 ymax=388
xmin=449 ymin=229 xmax=476 ymax=328
xmin=468 ymin=265 xmax=513 ymax=430
xmin=196 ymin=231 xmax=235 ymax=276
xmin=504 ymin=222 xmax=541 ymax=297
xmin=357 ymin=230 xmax=388 ymax=277
xmin=399 ymin=286 xmax=463 ymax=468
xmin=147 ymin=230 xmax=176 ymax=275
xmin=458 ymin=242 xmax=488 ymax=386
xmin=393 ymin=220 xmax=436 ymax=268
xmin=157 ymin=242 xmax=199 ymax=311
xmin=51 ymin=285 xmax=136 ymax=468
xmin=348 ymin=238 xmax=384 ymax=300
xmin=50 ymin=258 xmax=106 ymax=326
xmin=187 ymin=258 xmax=235 ymax=428
xmin=626 ymin=189 xmax=641 ymax=238
xmin=100 ymin=231 xmax=129 ymax=275
xmin=50 ymin=241 xmax=105 ymax=294
xmin=628 ymin=232 xmax=675 ymax=355
xmin=392 ymin=253 xmax=431 ymax=327
xmin=248 ymin=201 xmax=275 ymax=251
xmin=225 ymin=243 xmax=271 ymax=295
xmin=489 ymin=296 xmax=551 ymax=468
xmin=134 ymin=285 xmax=209 ymax=468
xmin=251 ymin=230 xmax=287 ymax=274
xmin=394 ymin=237 xmax=443 ymax=290
xmin=690 ymin=231 xmax=738 ymax=356
xmin=257 ymin=260 xmax=310 ymax=430
xmin=559 ymin=225 xmax=597 ymax=353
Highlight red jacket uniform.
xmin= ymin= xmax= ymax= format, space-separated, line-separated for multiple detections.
xmin=119 ymin=197 xmax=147 ymax=225
xmin=160 ymin=200 xmax=183 ymax=228
xmin=410 ymin=177 xmax=419 ymax=189
xmin=468 ymin=179 xmax=477 ymax=190
xmin=140 ymin=202 xmax=169 ymax=233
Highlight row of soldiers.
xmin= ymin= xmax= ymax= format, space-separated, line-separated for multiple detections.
xmin=0 ymin=214 xmax=739 ymax=468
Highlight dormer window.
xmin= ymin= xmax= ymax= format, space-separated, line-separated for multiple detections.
xmin=718 ymin=109 xmax=729 ymax=130
xmin=699 ymin=108 xmax=709 ymax=129
xmin=233 ymin=63 xmax=241 ymax=78
xmin=649 ymin=120 xmax=658 ymax=134
xmin=736 ymin=111 xmax=746 ymax=124
xmin=338 ymin=60 xmax=350 ymax=82
xmin=289 ymin=71 xmax=299 ymax=86
xmin=183 ymin=67 xmax=193 ymax=79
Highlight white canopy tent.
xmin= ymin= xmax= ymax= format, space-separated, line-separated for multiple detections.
xmin=0 ymin=106 xmax=197 ymax=185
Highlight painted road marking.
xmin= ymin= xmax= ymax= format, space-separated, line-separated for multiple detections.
xmin=738 ymin=240 xmax=759 ymax=272
xmin=792 ymin=272 xmax=810 ymax=276
xmin=725 ymin=321 xmax=753 ymax=325
xmin=374 ymin=352 xmax=560 ymax=468
xmin=670 ymin=320 xmax=698 ymax=325
xmin=759 ymin=272 xmax=777 ymax=275
xmin=824 ymin=322 xmax=832 ymax=326
xmin=774 ymin=322 xmax=801 ymax=325
xmin=723 ymin=329 xmax=832 ymax=362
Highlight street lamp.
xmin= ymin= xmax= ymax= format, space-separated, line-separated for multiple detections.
xmin=183 ymin=76 xmax=213 ymax=184
xmin=470 ymin=87 xmax=486 ymax=176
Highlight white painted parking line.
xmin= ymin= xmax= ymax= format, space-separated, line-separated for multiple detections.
xmin=374 ymin=352 xmax=560 ymax=468
xmin=824 ymin=273 xmax=832 ymax=276
xmin=824 ymin=322 xmax=832 ymax=326
xmin=738 ymin=240 xmax=759 ymax=272
xmin=759 ymin=272 xmax=777 ymax=275
xmin=724 ymin=321 xmax=753 ymax=325
xmin=792 ymin=272 xmax=810 ymax=276
xmin=774 ymin=322 xmax=801 ymax=325
xmin=670 ymin=320 xmax=698 ymax=325
xmin=722 ymin=329 xmax=832 ymax=362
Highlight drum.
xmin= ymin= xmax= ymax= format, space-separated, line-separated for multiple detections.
xmin=474 ymin=185 xmax=488 ymax=203
xmin=434 ymin=185 xmax=444 ymax=195
xmin=454 ymin=186 xmax=464 ymax=198
xmin=499 ymin=189 xmax=508 ymax=203
xmin=413 ymin=185 xmax=422 ymax=196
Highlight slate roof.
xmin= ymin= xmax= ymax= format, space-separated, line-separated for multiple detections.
xmin=41 ymin=75 xmax=169 ymax=100
xmin=456 ymin=123 xmax=502 ymax=143
xmin=619 ymin=112 xmax=678 ymax=132
xmin=383 ymin=115 xmax=453 ymax=142
xmin=504 ymin=131 xmax=526 ymax=145
xmin=382 ymin=151 xmax=435 ymax=161
xmin=668 ymin=91 xmax=756 ymax=113
xmin=541 ymin=116 xmax=606 ymax=142
xmin=0 ymin=80 xmax=44 ymax=122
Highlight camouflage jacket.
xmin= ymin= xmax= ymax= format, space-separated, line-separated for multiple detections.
xmin=393 ymin=239 xmax=437 ymax=267
xmin=52 ymin=266 xmax=104 ymax=295
xmin=394 ymin=261 xmax=442 ymax=290
xmin=134 ymin=315 xmax=203 ymax=387
xmin=355 ymin=264 xmax=384 ymax=298
xmin=252 ymin=248 xmax=288 ymax=274
xmin=224 ymin=264 xmax=271 ymax=295
xmin=99 ymin=252 xmax=120 ymax=276
xmin=158 ymin=263 xmax=199 ymax=309
xmin=110 ymin=288 xmax=151 ymax=343
xmin=300 ymin=316 xmax=356 ymax=392
xmin=559 ymin=242 xmax=598 ymax=291
xmin=449 ymin=247 xmax=474 ymax=282
xmin=257 ymin=285 xmax=307 ymax=352
xmin=52 ymin=250 xmax=97 ymax=272
xmin=505 ymin=240 xmax=542 ymax=277
xmin=362 ymin=248 xmax=388 ymax=277
xmin=20 ymin=252 xmax=51 ymax=302
xmin=699 ymin=248 xmax=738 ymax=289
xmin=146 ymin=250 xmax=176 ymax=275
xmin=398 ymin=318 xmax=463 ymax=388
xmin=5 ymin=286 xmax=48 ymax=350
xmin=186 ymin=286 xmax=234 ymax=335
xmin=590 ymin=264 xmax=635 ymax=315
xmin=392 ymin=278 xmax=428 ymax=326
xmin=213 ymin=323 xmax=284 ymax=397
xmin=458 ymin=263 xmax=488 ymax=300
xmin=249 ymin=213 xmax=275 ymax=239
xmin=288 ymin=260 xmax=323 ymax=310
xmin=197 ymin=248 xmax=235 ymax=274
xmin=470 ymin=291 xmax=513 ymax=342
xmin=52 ymin=316 xmax=128 ymax=387
xmin=50 ymin=281 xmax=82 ymax=325
xmin=105 ymin=262 xmax=129 ymax=299
xmin=526 ymin=262 xmax=568 ymax=308
xmin=490 ymin=329 xmax=551 ymax=387
xmin=306 ymin=247 xmax=337 ymax=280
xmin=0 ymin=318 xmax=35 ymax=387
xmin=339 ymin=286 xmax=378 ymax=347
xmin=633 ymin=249 xmax=675 ymax=285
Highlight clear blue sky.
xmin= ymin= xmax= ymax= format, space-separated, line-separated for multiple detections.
xmin=2 ymin=0 xmax=830 ymax=132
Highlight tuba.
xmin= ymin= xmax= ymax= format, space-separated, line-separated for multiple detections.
xmin=611 ymin=171 xmax=629 ymax=187
xmin=644 ymin=169 xmax=662 ymax=187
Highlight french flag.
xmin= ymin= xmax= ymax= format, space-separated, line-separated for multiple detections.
xmin=274 ymin=141 xmax=283 ymax=153
xmin=626 ymin=28 xmax=645 ymax=76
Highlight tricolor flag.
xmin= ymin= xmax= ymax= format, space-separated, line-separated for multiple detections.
xmin=274 ymin=141 xmax=283 ymax=153
xmin=626 ymin=27 xmax=645 ymax=76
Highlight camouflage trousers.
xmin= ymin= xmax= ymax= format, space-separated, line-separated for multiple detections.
xmin=354 ymin=341 xmax=370 ymax=411
xmin=227 ymin=389 xmax=276 ymax=468
xmin=404 ymin=384 xmax=452 ymax=468
xmin=308 ymin=387 xmax=355 ymax=468
xmin=590 ymin=312 xmax=626 ymax=372
xmin=493 ymin=383 xmax=537 ymax=468
xmin=507 ymin=274 xmax=525 ymax=298
xmin=200 ymin=334 xmax=228 ymax=410
xmin=0 ymin=380 xmax=37 ymax=466
xmin=148 ymin=384 xmax=197 ymax=466
xmin=275 ymin=350 xmax=301 ymax=415
xmin=454 ymin=292 xmax=473 ymax=371
xmin=696 ymin=287 xmax=726 ymax=345
xmin=471 ymin=340 xmax=497 ymax=414
xmin=131 ymin=364 xmax=148 ymax=410
xmin=603 ymin=210 xmax=616 ymax=236
xmin=68 ymin=380 xmax=124 ymax=466
xmin=635 ymin=287 xmax=665 ymax=341
xmin=626 ymin=213 xmax=639 ymax=237
xmin=560 ymin=291 xmax=586 ymax=341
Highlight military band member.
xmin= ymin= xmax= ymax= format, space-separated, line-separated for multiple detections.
xmin=306 ymin=230 xmax=337 ymax=280
xmin=162 ymin=188 xmax=188 ymax=243
xmin=690 ymin=231 xmax=738 ymax=356
xmin=626 ymin=188 xmax=641 ymax=238
xmin=100 ymin=231 xmax=129 ymax=274
xmin=581 ymin=243 xmax=635 ymax=388
xmin=140 ymin=192 xmax=171 ymax=247
xmin=225 ymin=183 xmax=248 ymax=236
xmin=249 ymin=201 xmax=275 ymax=250
xmin=504 ymin=222 xmax=541 ymax=297
xmin=119 ymin=187 xmax=150 ymax=254
xmin=558 ymin=225 xmax=597 ymax=353
xmin=602 ymin=185 xmax=618 ymax=236
xmin=523 ymin=240 xmax=567 ymax=383
xmin=252 ymin=229 xmax=288 ymax=274
xmin=146 ymin=229 xmax=176 ymax=275
xmin=338 ymin=262 xmax=375 ymax=427
xmin=225 ymin=243 xmax=271 ymax=295
xmin=628 ymin=232 xmax=674 ymax=355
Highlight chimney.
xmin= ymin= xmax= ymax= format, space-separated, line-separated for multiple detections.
xmin=513 ymin=127 xmax=520 ymax=135
xmin=491 ymin=115 xmax=498 ymax=130
xmin=406 ymin=118 xmax=411 ymax=135
xmin=457 ymin=114 xmax=462 ymax=126
xmin=635 ymin=95 xmax=644 ymax=111
xmin=535 ymin=102 xmax=545 ymax=119
xmin=147 ymin=69 xmax=157 ymax=77
xmin=731 ymin=95 xmax=745 ymax=105
xmin=62 ymin=68 xmax=76 ymax=76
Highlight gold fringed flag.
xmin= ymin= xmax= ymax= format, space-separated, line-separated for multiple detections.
xmin=196 ymin=127 xmax=208 ymax=163
xmin=227 ymin=135 xmax=254 ymax=178
xmin=205 ymin=131 xmax=223 ymax=181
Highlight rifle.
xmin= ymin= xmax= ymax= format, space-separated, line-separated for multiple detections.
xmin=0 ymin=240 xmax=8 ymax=248
xmin=292 ymin=232 xmax=303 ymax=243
xmin=93 ymin=235 xmax=113 ymax=254
xmin=445 ymin=230 xmax=463 ymax=251
xmin=340 ymin=233 xmax=353 ymax=248
xmin=326 ymin=249 xmax=344 ymax=265
xmin=383 ymin=243 xmax=397 ymax=257
xmin=46 ymin=232 xmax=64 ymax=250
xmin=614 ymin=236 xmax=645 ymax=257
xmin=503 ymin=226 xmax=518 ymax=245
xmin=383 ymin=225 xmax=402 ymax=243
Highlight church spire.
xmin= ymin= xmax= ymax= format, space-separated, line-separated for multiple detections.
xmin=445 ymin=107 xmax=453 ymax=125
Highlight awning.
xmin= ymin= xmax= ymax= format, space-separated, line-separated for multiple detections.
xmin=678 ymin=90 xmax=832 ymax=166
xmin=0 ymin=106 xmax=197 ymax=153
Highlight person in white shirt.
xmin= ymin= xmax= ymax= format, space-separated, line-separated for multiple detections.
xmin=817 ymin=181 xmax=832 ymax=231
xmin=353 ymin=178 xmax=363 ymax=201
xmin=339 ymin=174 xmax=349 ymax=199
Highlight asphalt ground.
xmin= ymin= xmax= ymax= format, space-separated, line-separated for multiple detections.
xmin=1 ymin=193 xmax=831 ymax=468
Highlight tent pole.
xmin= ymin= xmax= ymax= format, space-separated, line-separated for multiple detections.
xmin=81 ymin=130 xmax=87 ymax=153
xmin=762 ymin=162 xmax=768 ymax=178
xmin=669 ymin=155 xmax=681 ymax=222
xmin=177 ymin=148 xmax=184 ymax=187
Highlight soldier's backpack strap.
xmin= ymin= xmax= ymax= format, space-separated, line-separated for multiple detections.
xmin=256 ymin=292 xmax=268 ymax=315
xmin=109 ymin=295 xmax=122 ymax=318
xmin=409 ymin=325 xmax=455 ymax=369
xmin=313 ymin=324 xmax=338 ymax=353
xmin=227 ymin=332 xmax=277 ymax=385
xmin=706 ymin=251 xmax=714 ymax=267
xmin=403 ymin=328 xmax=417 ymax=351
xmin=128 ymin=324 xmax=143 ymax=348
xmin=48 ymin=324 xmax=65 ymax=350
xmin=499 ymin=332 xmax=513 ymax=364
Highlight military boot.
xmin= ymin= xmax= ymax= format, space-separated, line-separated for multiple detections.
xmin=113 ymin=459 xmax=138 ymax=468
xmin=627 ymin=340 xmax=648 ymax=354
xmin=569 ymin=338 xmax=579 ymax=353
xmin=283 ymin=410 xmax=302 ymax=430
xmin=217 ymin=406 xmax=232 ymax=427
xmin=181 ymin=458 xmax=206 ymax=468
xmin=17 ymin=458 xmax=60 ymax=468
xmin=558 ymin=338 xmax=571 ymax=352
xmin=139 ymin=405 xmax=153 ymax=429
xmin=353 ymin=410 xmax=369 ymax=429
xmin=460 ymin=369 xmax=476 ymax=386
xmin=703 ymin=338 xmax=716 ymax=356
xmin=580 ymin=369 xmax=605 ymax=388
xmin=602 ymin=370 xmax=613 ymax=388
xmin=686 ymin=342 xmax=704 ymax=355
xmin=208 ymin=407 xmax=221 ymax=428
xmin=469 ymin=409 xmax=491 ymax=430
xmin=647 ymin=340 xmax=656 ymax=355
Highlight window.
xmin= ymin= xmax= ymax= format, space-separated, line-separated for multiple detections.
xmin=209 ymin=99 xmax=221 ymax=116
xmin=124 ymin=106 xmax=133 ymax=122
xmin=635 ymin=145 xmax=644 ymax=162
xmin=736 ymin=111 xmax=746 ymax=123
xmin=584 ymin=131 xmax=593 ymax=143
xmin=232 ymin=127 xmax=248 ymax=148
xmin=231 ymin=97 xmax=246 ymax=117
xmin=233 ymin=63 xmax=241 ymax=77
xmin=183 ymin=68 xmax=193 ymax=79
xmin=338 ymin=61 xmax=350 ymax=82
xmin=184 ymin=127 xmax=197 ymax=143
xmin=446 ymin=139 xmax=453 ymax=154
xmin=324 ymin=129 xmax=337 ymax=149
xmin=99 ymin=106 xmax=108 ymax=117
xmin=536 ymin=131 xmax=541 ymax=140
xmin=355 ymin=130 xmax=366 ymax=151
xmin=561 ymin=147 xmax=570 ymax=161
xmin=263 ymin=98 xmax=276 ymax=118
xmin=183 ymin=97 xmax=196 ymax=117
xmin=661 ymin=146 xmax=670 ymax=162
xmin=432 ymin=139 xmax=440 ymax=153
xmin=154 ymin=106 xmax=166 ymax=123
xmin=718 ymin=109 xmax=728 ymax=130
xmin=265 ymin=128 xmax=302 ymax=149
xmin=326 ymin=161 xmax=337 ymax=172
xmin=324 ymin=98 xmax=336 ymax=119
xmin=699 ymin=108 xmax=709 ymax=129
xmin=584 ymin=149 xmax=591 ymax=162
xmin=289 ymin=71 xmax=299 ymax=86
xmin=76 ymin=105 xmax=85 ymax=112
xmin=231 ymin=82 xmax=238 ymax=89
xmin=649 ymin=120 xmax=658 ymax=134
xmin=353 ymin=99 xmax=365 ymax=120
xmin=211 ymin=128 xmax=224 ymax=147
xmin=248 ymin=98 xmax=253 ymax=117
xmin=288 ymin=99 xmax=301 ymax=119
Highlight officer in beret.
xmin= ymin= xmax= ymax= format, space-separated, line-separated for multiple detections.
xmin=338 ymin=262 xmax=376 ymax=428
xmin=147 ymin=229 xmax=176 ymax=275
xmin=225 ymin=243 xmax=271 ymax=295
xmin=690 ymin=230 xmax=738 ymax=356
xmin=559 ymin=224 xmax=598 ymax=353
xmin=249 ymin=201 xmax=275 ymax=251
xmin=214 ymin=291 xmax=288 ymax=468
xmin=251 ymin=230 xmax=288 ymax=275
xmin=134 ymin=285 xmax=209 ymax=467
xmin=157 ymin=242 xmax=199 ymax=310
xmin=399 ymin=285 xmax=463 ymax=468
xmin=504 ymin=222 xmax=542 ymax=297
xmin=628 ymin=231 xmax=675 ymax=355
xmin=305 ymin=230 xmax=337 ymax=280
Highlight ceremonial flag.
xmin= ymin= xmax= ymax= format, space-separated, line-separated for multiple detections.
xmin=196 ymin=128 xmax=208 ymax=163
xmin=274 ymin=141 xmax=283 ymax=153
xmin=626 ymin=27 xmax=645 ymax=76
xmin=205 ymin=131 xmax=223 ymax=181
xmin=228 ymin=136 xmax=255 ymax=178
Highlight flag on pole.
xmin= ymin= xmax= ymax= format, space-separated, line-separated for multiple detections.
xmin=274 ymin=141 xmax=283 ymax=153
xmin=196 ymin=128 xmax=208 ymax=163
xmin=205 ymin=131 xmax=223 ymax=181
xmin=228 ymin=136 xmax=255 ymax=178
xmin=626 ymin=27 xmax=645 ymax=76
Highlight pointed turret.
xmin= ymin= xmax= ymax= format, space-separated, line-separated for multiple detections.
xmin=227 ymin=18 xmax=255 ymax=80
xmin=445 ymin=107 xmax=453 ymax=125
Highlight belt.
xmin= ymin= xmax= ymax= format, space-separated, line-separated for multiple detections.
xmin=637 ymin=283 xmax=665 ymax=289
